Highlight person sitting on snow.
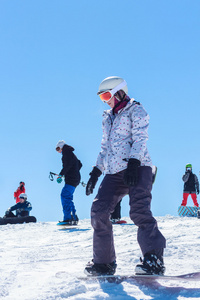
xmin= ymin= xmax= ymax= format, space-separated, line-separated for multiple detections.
xmin=4 ymin=193 xmax=32 ymax=218
xmin=181 ymin=163 xmax=199 ymax=207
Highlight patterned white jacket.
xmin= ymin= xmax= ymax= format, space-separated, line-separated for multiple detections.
xmin=96 ymin=98 xmax=152 ymax=175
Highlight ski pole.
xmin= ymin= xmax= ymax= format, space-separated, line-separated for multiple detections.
xmin=49 ymin=172 xmax=86 ymax=187
xmin=49 ymin=172 xmax=60 ymax=181
xmin=49 ymin=172 xmax=63 ymax=183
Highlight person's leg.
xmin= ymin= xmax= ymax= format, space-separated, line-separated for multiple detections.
xmin=91 ymin=172 xmax=128 ymax=264
xmin=19 ymin=211 xmax=29 ymax=217
xmin=61 ymin=184 xmax=76 ymax=221
xmin=4 ymin=211 xmax=16 ymax=218
xmin=129 ymin=166 xmax=166 ymax=261
xmin=181 ymin=193 xmax=189 ymax=206
xmin=191 ymin=193 xmax=199 ymax=207
xmin=110 ymin=200 xmax=122 ymax=220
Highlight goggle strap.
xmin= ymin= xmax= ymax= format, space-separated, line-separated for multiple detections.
xmin=110 ymin=80 xmax=127 ymax=96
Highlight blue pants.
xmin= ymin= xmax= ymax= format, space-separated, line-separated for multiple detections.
xmin=61 ymin=184 xmax=76 ymax=221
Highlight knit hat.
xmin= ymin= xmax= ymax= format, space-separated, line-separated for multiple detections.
xmin=56 ymin=140 xmax=66 ymax=150
xmin=186 ymin=163 xmax=192 ymax=169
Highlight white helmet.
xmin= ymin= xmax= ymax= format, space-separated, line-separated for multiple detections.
xmin=56 ymin=140 xmax=66 ymax=150
xmin=97 ymin=76 xmax=128 ymax=95
xmin=19 ymin=193 xmax=27 ymax=200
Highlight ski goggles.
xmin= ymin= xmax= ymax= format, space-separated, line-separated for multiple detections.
xmin=19 ymin=196 xmax=26 ymax=200
xmin=98 ymin=80 xmax=127 ymax=102
xmin=186 ymin=167 xmax=192 ymax=171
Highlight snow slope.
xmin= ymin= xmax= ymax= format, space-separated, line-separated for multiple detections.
xmin=1 ymin=216 xmax=200 ymax=300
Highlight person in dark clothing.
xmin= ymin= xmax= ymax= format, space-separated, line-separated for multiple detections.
xmin=56 ymin=140 xmax=82 ymax=225
xmin=181 ymin=163 xmax=199 ymax=207
xmin=84 ymin=76 xmax=166 ymax=276
xmin=4 ymin=193 xmax=32 ymax=218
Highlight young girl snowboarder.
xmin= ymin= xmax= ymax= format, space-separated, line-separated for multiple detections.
xmin=85 ymin=76 xmax=166 ymax=276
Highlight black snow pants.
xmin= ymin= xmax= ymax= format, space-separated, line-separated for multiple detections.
xmin=91 ymin=166 xmax=166 ymax=264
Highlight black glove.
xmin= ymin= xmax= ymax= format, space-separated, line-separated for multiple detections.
xmin=86 ymin=167 xmax=102 ymax=196
xmin=5 ymin=209 xmax=11 ymax=216
xmin=123 ymin=158 xmax=141 ymax=186
xmin=197 ymin=189 xmax=199 ymax=195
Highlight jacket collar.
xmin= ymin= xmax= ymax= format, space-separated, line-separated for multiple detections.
xmin=103 ymin=98 xmax=136 ymax=116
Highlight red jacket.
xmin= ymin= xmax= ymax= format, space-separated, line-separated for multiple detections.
xmin=14 ymin=186 xmax=26 ymax=203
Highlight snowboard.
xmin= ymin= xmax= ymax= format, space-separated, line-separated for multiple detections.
xmin=0 ymin=216 xmax=37 ymax=225
xmin=78 ymin=271 xmax=200 ymax=283
xmin=178 ymin=206 xmax=199 ymax=217
xmin=112 ymin=220 xmax=127 ymax=224
xmin=57 ymin=221 xmax=79 ymax=229
xmin=58 ymin=225 xmax=79 ymax=230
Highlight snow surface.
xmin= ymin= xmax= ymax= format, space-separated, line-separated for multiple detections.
xmin=1 ymin=215 xmax=200 ymax=300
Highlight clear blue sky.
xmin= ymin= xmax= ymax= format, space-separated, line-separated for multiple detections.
xmin=0 ymin=0 xmax=200 ymax=222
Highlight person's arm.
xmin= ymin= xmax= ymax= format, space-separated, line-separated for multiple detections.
xmin=194 ymin=175 xmax=199 ymax=194
xmin=60 ymin=149 xmax=73 ymax=176
xmin=8 ymin=203 xmax=19 ymax=212
xmin=95 ymin=112 xmax=110 ymax=173
xmin=182 ymin=172 xmax=190 ymax=182
xmin=14 ymin=187 xmax=20 ymax=198
xmin=23 ymin=202 xmax=32 ymax=212
xmin=129 ymin=104 xmax=150 ymax=162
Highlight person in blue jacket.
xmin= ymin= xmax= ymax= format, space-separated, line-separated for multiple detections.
xmin=4 ymin=193 xmax=32 ymax=218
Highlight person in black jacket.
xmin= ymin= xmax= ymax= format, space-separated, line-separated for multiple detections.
xmin=181 ymin=163 xmax=199 ymax=207
xmin=56 ymin=140 xmax=82 ymax=225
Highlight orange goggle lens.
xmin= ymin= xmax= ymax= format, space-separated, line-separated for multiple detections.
xmin=99 ymin=91 xmax=112 ymax=102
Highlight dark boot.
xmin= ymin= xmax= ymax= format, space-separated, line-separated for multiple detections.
xmin=135 ymin=253 xmax=165 ymax=275
xmin=84 ymin=260 xmax=117 ymax=276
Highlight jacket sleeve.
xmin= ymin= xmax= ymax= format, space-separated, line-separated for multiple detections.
xmin=194 ymin=175 xmax=199 ymax=191
xmin=95 ymin=113 xmax=109 ymax=173
xmin=9 ymin=203 xmax=20 ymax=212
xmin=14 ymin=188 xmax=20 ymax=198
xmin=129 ymin=105 xmax=150 ymax=162
xmin=182 ymin=173 xmax=190 ymax=182
xmin=59 ymin=149 xmax=73 ymax=176
xmin=24 ymin=202 xmax=32 ymax=212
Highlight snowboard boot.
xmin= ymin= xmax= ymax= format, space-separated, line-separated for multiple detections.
xmin=84 ymin=260 xmax=117 ymax=276
xmin=135 ymin=253 xmax=165 ymax=276
xmin=110 ymin=218 xmax=120 ymax=224
xmin=58 ymin=217 xmax=74 ymax=225
xmin=72 ymin=214 xmax=79 ymax=225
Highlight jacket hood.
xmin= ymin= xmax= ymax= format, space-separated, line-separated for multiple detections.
xmin=63 ymin=144 xmax=75 ymax=152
